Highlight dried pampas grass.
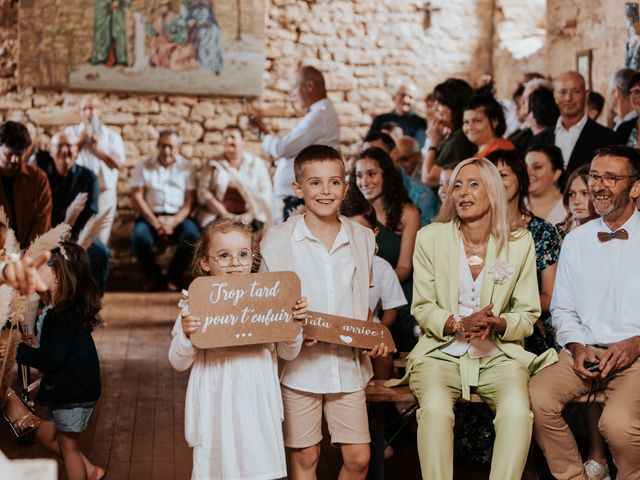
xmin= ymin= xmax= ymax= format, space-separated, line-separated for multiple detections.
xmin=24 ymin=223 xmax=71 ymax=259
xmin=78 ymin=207 xmax=112 ymax=249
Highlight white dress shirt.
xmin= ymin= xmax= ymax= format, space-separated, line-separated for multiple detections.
xmin=440 ymin=244 xmax=500 ymax=358
xmin=369 ymin=255 xmax=407 ymax=323
xmin=282 ymin=216 xmax=369 ymax=394
xmin=551 ymin=210 xmax=640 ymax=347
xmin=263 ymin=98 xmax=340 ymax=199
xmin=129 ymin=153 xmax=196 ymax=214
xmin=554 ymin=114 xmax=588 ymax=167
xmin=65 ymin=122 xmax=126 ymax=192
xmin=614 ymin=110 xmax=638 ymax=130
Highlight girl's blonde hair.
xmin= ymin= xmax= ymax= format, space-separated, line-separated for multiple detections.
xmin=436 ymin=157 xmax=514 ymax=253
xmin=190 ymin=219 xmax=257 ymax=277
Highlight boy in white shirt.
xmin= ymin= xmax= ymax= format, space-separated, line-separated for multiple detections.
xmin=260 ymin=144 xmax=390 ymax=479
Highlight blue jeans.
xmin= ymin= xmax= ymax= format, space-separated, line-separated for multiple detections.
xmin=87 ymin=239 xmax=110 ymax=296
xmin=131 ymin=217 xmax=200 ymax=286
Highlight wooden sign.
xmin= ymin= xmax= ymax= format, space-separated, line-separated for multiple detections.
xmin=302 ymin=311 xmax=396 ymax=352
xmin=188 ymin=272 xmax=302 ymax=349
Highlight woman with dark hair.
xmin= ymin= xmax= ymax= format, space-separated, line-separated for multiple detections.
xmin=525 ymin=144 xmax=568 ymax=225
xmin=421 ymin=79 xmax=477 ymax=187
xmin=486 ymin=150 xmax=561 ymax=336
xmin=555 ymin=165 xmax=598 ymax=238
xmin=462 ymin=95 xmax=514 ymax=158
xmin=522 ymin=86 xmax=559 ymax=153
xmin=348 ymin=147 xmax=420 ymax=350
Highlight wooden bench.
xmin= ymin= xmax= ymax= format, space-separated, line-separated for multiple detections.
xmin=366 ymin=380 xmax=606 ymax=480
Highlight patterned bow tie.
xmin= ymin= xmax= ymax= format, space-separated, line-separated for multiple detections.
xmin=597 ymin=229 xmax=629 ymax=242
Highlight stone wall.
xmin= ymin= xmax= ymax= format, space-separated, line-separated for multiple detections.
xmin=0 ymin=0 xmax=496 ymax=288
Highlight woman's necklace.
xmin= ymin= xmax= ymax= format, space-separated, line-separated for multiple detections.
xmin=460 ymin=230 xmax=490 ymax=267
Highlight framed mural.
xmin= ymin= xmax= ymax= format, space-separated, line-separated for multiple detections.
xmin=18 ymin=0 xmax=265 ymax=96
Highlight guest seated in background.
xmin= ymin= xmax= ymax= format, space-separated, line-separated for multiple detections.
xmin=486 ymin=149 xmax=561 ymax=351
xmin=437 ymin=164 xmax=455 ymax=204
xmin=361 ymin=132 xmax=439 ymax=227
xmin=586 ymin=91 xmax=605 ymax=122
xmin=379 ymin=121 xmax=404 ymax=143
xmin=348 ymin=147 xmax=420 ymax=351
xmin=609 ymin=68 xmax=637 ymax=132
xmin=391 ymin=136 xmax=440 ymax=226
xmin=519 ymin=86 xmax=559 ymax=155
xmin=389 ymin=157 xmax=556 ymax=479
xmin=130 ymin=129 xmax=200 ymax=291
xmin=618 ymin=71 xmax=640 ymax=148
xmin=556 ymin=165 xmax=598 ymax=238
xmin=0 ymin=121 xmax=52 ymax=250
xmin=196 ymin=125 xmax=273 ymax=230
xmin=526 ymin=144 xmax=568 ymax=225
xmin=553 ymin=71 xmax=618 ymax=176
xmin=422 ymin=78 xmax=477 ymax=188
xmin=368 ymin=79 xmax=427 ymax=148
xmin=530 ymin=146 xmax=640 ymax=480
xmin=36 ymin=132 xmax=111 ymax=295
xmin=462 ymin=95 xmax=515 ymax=158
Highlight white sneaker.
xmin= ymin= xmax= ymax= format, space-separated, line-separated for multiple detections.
xmin=584 ymin=459 xmax=611 ymax=480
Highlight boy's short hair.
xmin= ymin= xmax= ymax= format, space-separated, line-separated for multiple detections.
xmin=340 ymin=192 xmax=377 ymax=229
xmin=294 ymin=144 xmax=344 ymax=181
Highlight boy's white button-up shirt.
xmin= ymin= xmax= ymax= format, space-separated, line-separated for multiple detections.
xmin=282 ymin=216 xmax=367 ymax=394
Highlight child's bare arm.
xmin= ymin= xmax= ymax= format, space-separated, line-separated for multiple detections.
xmin=380 ymin=309 xmax=397 ymax=329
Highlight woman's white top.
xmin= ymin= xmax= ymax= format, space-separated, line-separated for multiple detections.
xmin=440 ymin=244 xmax=500 ymax=358
xmin=168 ymin=300 xmax=302 ymax=480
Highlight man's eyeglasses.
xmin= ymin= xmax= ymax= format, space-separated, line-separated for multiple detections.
xmin=630 ymin=88 xmax=640 ymax=97
xmin=588 ymin=172 xmax=638 ymax=188
xmin=209 ymin=251 xmax=254 ymax=267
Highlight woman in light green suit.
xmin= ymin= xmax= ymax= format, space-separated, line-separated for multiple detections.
xmin=389 ymin=158 xmax=557 ymax=479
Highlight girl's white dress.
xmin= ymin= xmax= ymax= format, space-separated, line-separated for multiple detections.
xmin=169 ymin=308 xmax=302 ymax=480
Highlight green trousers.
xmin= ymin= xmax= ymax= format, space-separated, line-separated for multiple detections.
xmin=409 ymin=350 xmax=533 ymax=480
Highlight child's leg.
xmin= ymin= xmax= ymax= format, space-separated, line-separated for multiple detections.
xmin=339 ymin=444 xmax=370 ymax=480
xmin=282 ymin=386 xmax=324 ymax=480
xmin=57 ymin=432 xmax=87 ymax=480
xmin=324 ymin=391 xmax=371 ymax=480
xmin=289 ymin=445 xmax=322 ymax=480
xmin=36 ymin=418 xmax=104 ymax=479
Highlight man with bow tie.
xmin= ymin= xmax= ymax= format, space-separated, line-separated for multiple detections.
xmin=530 ymin=145 xmax=640 ymax=480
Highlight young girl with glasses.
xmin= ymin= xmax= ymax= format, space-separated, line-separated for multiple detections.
xmin=169 ymin=218 xmax=307 ymax=480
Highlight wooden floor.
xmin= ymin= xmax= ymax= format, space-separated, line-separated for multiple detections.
xmin=1 ymin=292 xmax=490 ymax=479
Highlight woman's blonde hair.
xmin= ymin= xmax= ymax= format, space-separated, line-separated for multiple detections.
xmin=191 ymin=219 xmax=257 ymax=277
xmin=436 ymin=157 xmax=513 ymax=253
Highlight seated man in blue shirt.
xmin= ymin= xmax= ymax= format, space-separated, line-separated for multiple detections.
xmin=36 ymin=131 xmax=110 ymax=294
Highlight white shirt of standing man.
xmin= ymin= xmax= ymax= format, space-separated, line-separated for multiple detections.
xmin=65 ymin=96 xmax=126 ymax=244
xmin=249 ymin=66 xmax=340 ymax=221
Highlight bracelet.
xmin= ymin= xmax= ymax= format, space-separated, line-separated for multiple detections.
xmin=451 ymin=314 xmax=465 ymax=333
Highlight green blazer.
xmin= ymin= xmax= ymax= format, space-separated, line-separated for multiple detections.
xmin=387 ymin=221 xmax=557 ymax=386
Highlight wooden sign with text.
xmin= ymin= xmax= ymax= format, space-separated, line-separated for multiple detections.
xmin=302 ymin=311 xmax=396 ymax=351
xmin=188 ymin=272 xmax=302 ymax=349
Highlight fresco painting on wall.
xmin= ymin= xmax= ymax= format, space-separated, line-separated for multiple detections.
xmin=18 ymin=0 xmax=264 ymax=96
